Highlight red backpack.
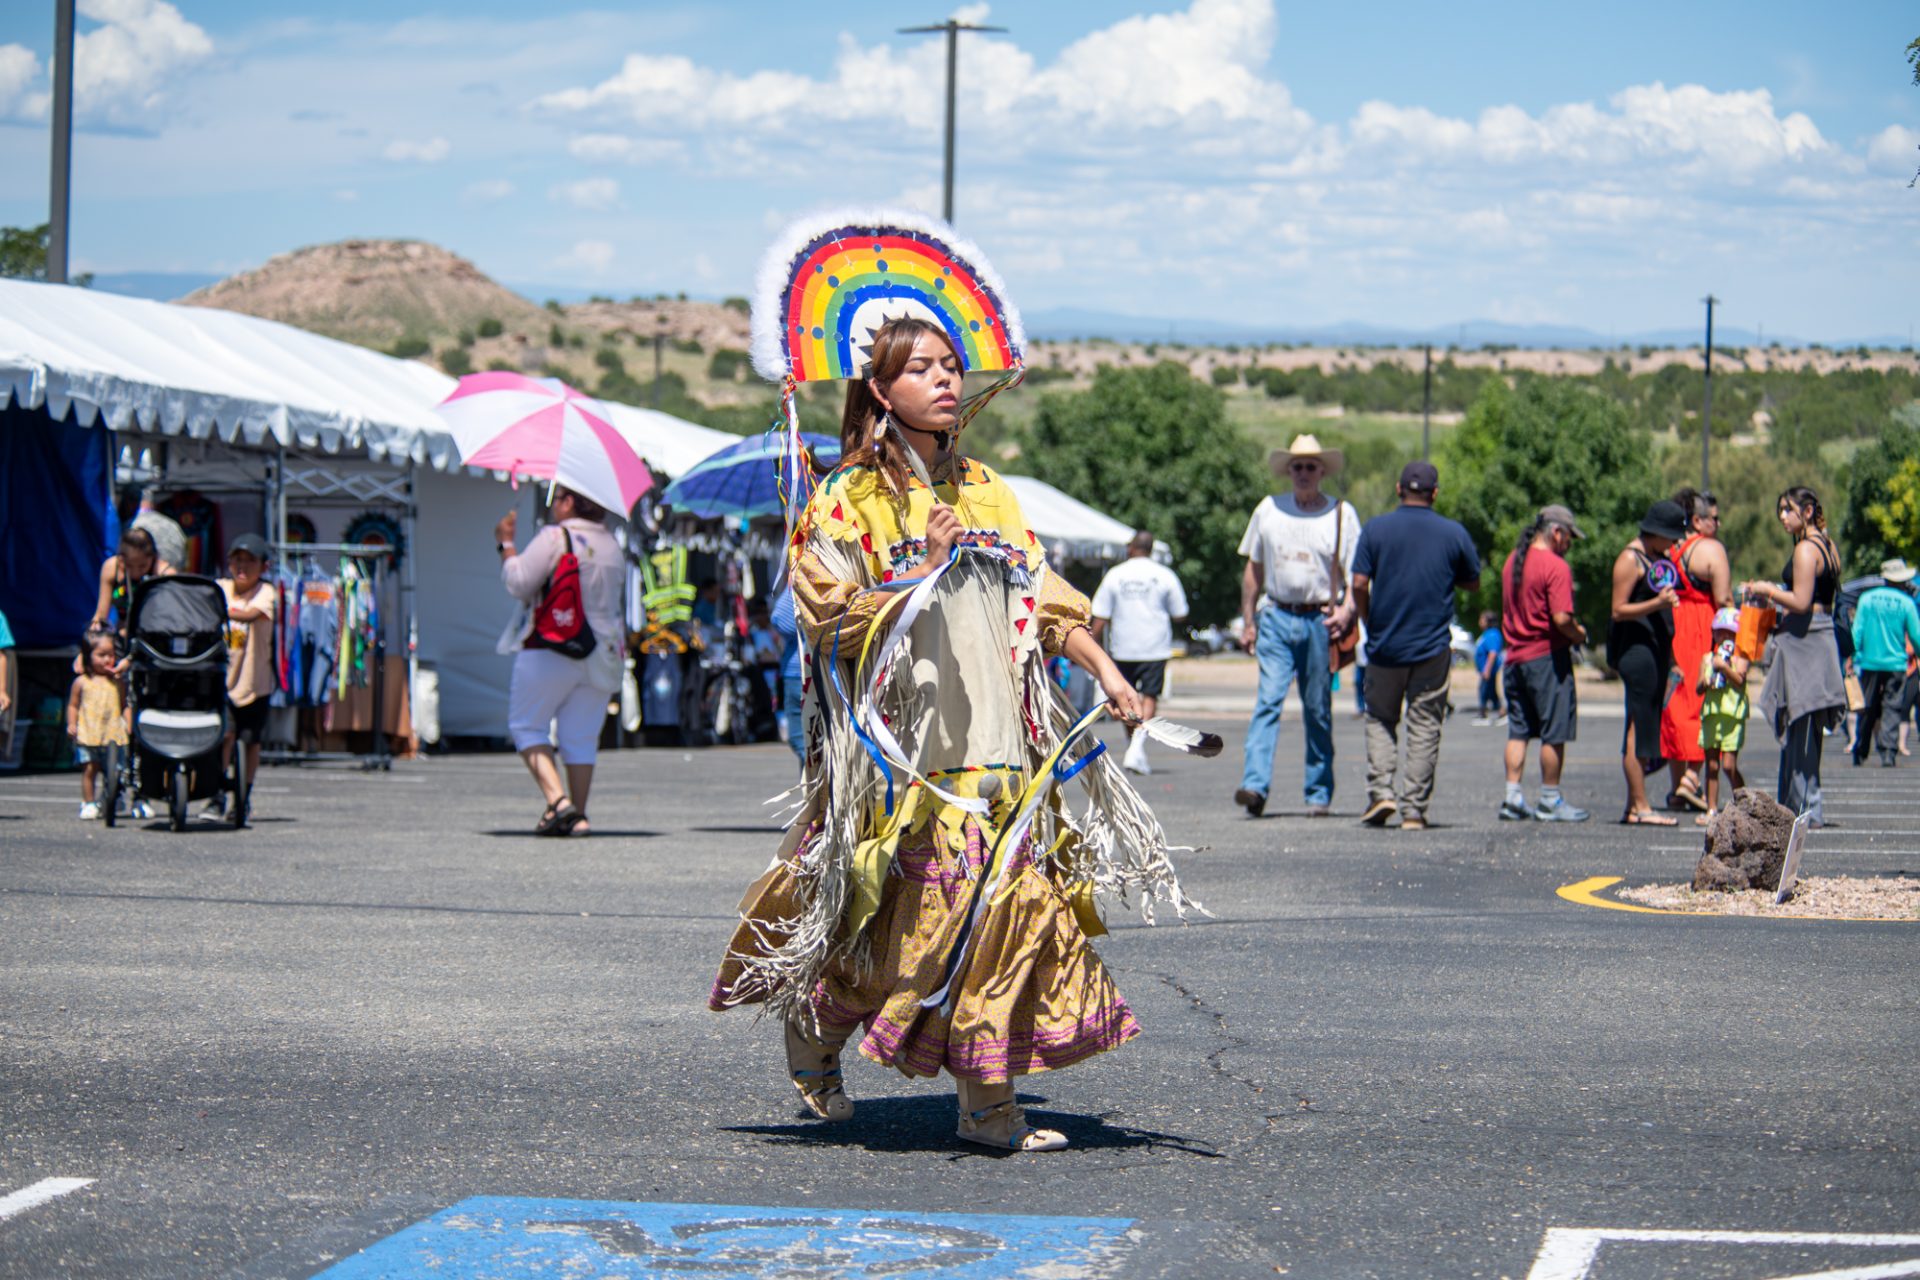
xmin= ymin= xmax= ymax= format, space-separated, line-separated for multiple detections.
xmin=525 ymin=529 xmax=597 ymax=660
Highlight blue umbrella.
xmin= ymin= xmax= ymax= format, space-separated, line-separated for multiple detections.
xmin=661 ymin=431 xmax=843 ymax=520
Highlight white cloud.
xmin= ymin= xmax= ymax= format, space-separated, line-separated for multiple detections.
xmin=554 ymin=239 xmax=615 ymax=273
xmin=0 ymin=0 xmax=212 ymax=127
xmin=1867 ymin=124 xmax=1920 ymax=170
xmin=1351 ymin=82 xmax=1827 ymax=176
xmin=332 ymin=188 xmax=358 ymax=203
xmin=549 ymin=176 xmax=619 ymax=210
xmin=566 ymin=132 xmax=632 ymax=161
xmin=383 ymin=136 xmax=450 ymax=163
xmin=0 ymin=44 xmax=40 ymax=117
xmin=533 ymin=0 xmax=1314 ymax=154
xmin=72 ymin=0 xmax=214 ymax=126
xmin=461 ymin=178 xmax=516 ymax=203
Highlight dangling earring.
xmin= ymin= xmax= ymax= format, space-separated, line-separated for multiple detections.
xmin=873 ymin=410 xmax=890 ymax=446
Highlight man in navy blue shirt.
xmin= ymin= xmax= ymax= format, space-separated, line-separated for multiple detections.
xmin=1350 ymin=461 xmax=1482 ymax=830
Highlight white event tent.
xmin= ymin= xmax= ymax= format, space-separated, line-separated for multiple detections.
xmin=999 ymin=473 xmax=1139 ymax=562
xmin=0 ymin=278 xmax=734 ymax=741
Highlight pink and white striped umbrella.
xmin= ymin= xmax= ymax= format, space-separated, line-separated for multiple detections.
xmin=434 ymin=371 xmax=653 ymax=516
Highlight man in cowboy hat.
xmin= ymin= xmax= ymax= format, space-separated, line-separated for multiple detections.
xmin=1234 ymin=433 xmax=1360 ymax=817
xmin=1850 ymin=557 xmax=1920 ymax=768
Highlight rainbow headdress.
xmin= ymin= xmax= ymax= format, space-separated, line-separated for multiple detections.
xmin=750 ymin=209 xmax=1028 ymax=555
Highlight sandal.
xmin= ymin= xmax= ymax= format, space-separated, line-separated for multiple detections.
xmin=1621 ymin=809 xmax=1678 ymax=826
xmin=955 ymin=1079 xmax=1066 ymax=1152
xmin=1665 ymin=787 xmax=1709 ymax=813
xmin=536 ymin=801 xmax=581 ymax=837
xmin=785 ymin=1020 xmax=853 ymax=1122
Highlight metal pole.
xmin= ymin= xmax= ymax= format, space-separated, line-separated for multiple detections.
xmin=47 ymin=0 xmax=75 ymax=284
xmin=942 ymin=24 xmax=958 ymax=223
xmin=1421 ymin=344 xmax=1433 ymax=460
xmin=900 ymin=20 xmax=1005 ymax=227
xmin=1701 ymin=294 xmax=1718 ymax=491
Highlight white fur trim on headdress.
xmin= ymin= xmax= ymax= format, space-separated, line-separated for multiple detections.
xmin=749 ymin=206 xmax=1026 ymax=385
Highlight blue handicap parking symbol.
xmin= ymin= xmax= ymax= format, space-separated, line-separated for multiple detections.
xmin=315 ymin=1196 xmax=1135 ymax=1278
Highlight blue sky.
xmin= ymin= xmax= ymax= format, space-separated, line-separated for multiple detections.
xmin=2 ymin=1 xmax=1916 ymax=341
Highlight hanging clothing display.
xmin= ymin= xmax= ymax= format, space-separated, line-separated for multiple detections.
xmin=263 ymin=554 xmax=381 ymax=710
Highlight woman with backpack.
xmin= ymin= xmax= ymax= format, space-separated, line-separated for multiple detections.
xmin=497 ymin=485 xmax=624 ymax=836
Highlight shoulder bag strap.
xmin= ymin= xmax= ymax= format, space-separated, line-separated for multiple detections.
xmin=1329 ymin=498 xmax=1347 ymax=605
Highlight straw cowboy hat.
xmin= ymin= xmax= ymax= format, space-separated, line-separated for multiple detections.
xmin=1882 ymin=557 xmax=1916 ymax=584
xmin=1269 ymin=432 xmax=1345 ymax=477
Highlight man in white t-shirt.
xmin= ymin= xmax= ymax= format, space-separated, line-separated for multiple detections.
xmin=1235 ymin=433 xmax=1359 ymax=817
xmin=1092 ymin=530 xmax=1190 ymax=775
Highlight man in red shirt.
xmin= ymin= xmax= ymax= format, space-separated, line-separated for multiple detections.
xmin=1499 ymin=504 xmax=1590 ymax=821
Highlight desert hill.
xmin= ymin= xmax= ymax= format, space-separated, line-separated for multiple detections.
xmin=179 ymin=240 xmax=548 ymax=349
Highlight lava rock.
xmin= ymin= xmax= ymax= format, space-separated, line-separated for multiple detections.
xmin=1693 ymin=787 xmax=1795 ymax=892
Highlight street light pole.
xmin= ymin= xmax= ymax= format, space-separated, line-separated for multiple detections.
xmin=899 ymin=19 xmax=1005 ymax=225
xmin=1421 ymin=344 xmax=1433 ymax=460
xmin=1701 ymin=294 xmax=1718 ymax=491
xmin=47 ymin=0 xmax=75 ymax=284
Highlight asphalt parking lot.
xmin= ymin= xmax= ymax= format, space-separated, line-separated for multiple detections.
xmin=2 ymin=689 xmax=1917 ymax=1279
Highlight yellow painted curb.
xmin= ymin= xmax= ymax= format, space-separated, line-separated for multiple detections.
xmin=1557 ymin=875 xmax=1919 ymax=922
xmin=1557 ymin=875 xmax=1715 ymax=916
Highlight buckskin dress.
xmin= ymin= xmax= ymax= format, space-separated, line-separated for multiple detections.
xmin=709 ymin=455 xmax=1196 ymax=1084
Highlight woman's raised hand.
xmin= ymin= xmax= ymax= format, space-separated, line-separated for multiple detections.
xmin=494 ymin=509 xmax=517 ymax=546
xmin=925 ymin=502 xmax=963 ymax=564
xmin=1099 ymin=669 xmax=1145 ymax=725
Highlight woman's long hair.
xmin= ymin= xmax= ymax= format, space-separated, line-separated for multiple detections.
xmin=838 ymin=317 xmax=958 ymax=499
xmin=1671 ymin=486 xmax=1717 ymax=533
xmin=1508 ymin=513 xmax=1550 ymax=600
xmin=1777 ymin=485 xmax=1825 ymax=536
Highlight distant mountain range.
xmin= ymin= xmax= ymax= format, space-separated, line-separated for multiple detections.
xmin=1020 ymin=306 xmax=1910 ymax=353
xmin=83 ymin=270 xmax=1909 ymax=353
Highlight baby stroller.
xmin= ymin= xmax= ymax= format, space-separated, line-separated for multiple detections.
xmin=107 ymin=575 xmax=247 ymax=832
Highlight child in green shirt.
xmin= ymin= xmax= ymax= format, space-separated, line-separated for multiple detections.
xmin=1697 ymin=607 xmax=1749 ymax=824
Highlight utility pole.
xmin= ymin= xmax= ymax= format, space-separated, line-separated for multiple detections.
xmin=1700 ymin=294 xmax=1718 ymax=491
xmin=1421 ymin=344 xmax=1433 ymax=460
xmin=652 ymin=329 xmax=663 ymax=409
xmin=899 ymin=18 xmax=1005 ymax=224
xmin=47 ymin=0 xmax=75 ymax=283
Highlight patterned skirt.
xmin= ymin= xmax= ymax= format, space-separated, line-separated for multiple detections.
xmin=710 ymin=819 xmax=1140 ymax=1084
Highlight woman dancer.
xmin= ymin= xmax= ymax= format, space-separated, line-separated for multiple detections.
xmin=710 ymin=218 xmax=1196 ymax=1153
xmin=1658 ymin=489 xmax=1731 ymax=811
xmin=1746 ymin=487 xmax=1846 ymax=826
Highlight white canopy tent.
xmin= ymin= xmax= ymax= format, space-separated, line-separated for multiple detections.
xmin=0 ymin=279 xmax=738 ymax=478
xmin=1000 ymin=473 xmax=1140 ymax=562
xmin=0 ymin=279 xmax=738 ymax=741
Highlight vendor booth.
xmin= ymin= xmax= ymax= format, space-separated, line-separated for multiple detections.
xmin=0 ymin=279 xmax=731 ymax=761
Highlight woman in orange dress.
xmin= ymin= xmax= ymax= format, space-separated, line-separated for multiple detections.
xmin=1658 ymin=489 xmax=1731 ymax=809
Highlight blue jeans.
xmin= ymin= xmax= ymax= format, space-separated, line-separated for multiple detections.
xmin=1240 ymin=606 xmax=1335 ymax=805
xmin=782 ymin=674 xmax=805 ymax=760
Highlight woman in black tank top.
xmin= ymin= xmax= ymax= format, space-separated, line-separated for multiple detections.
xmin=1745 ymin=486 xmax=1848 ymax=827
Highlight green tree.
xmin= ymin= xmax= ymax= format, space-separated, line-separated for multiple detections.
xmin=1841 ymin=414 xmax=1920 ymax=571
xmin=1438 ymin=376 xmax=1663 ymax=641
xmin=0 ymin=223 xmax=93 ymax=285
xmin=1867 ymin=458 xmax=1920 ymax=562
xmin=439 ymin=347 xmax=473 ymax=376
xmin=1022 ymin=361 xmax=1268 ymax=625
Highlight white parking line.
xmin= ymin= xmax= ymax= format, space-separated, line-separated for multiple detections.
xmin=1527 ymin=1228 xmax=1920 ymax=1280
xmin=0 ymin=1177 xmax=94 ymax=1222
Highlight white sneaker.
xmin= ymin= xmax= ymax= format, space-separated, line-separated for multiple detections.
xmin=1122 ymin=737 xmax=1151 ymax=775
xmin=78 ymin=801 xmax=100 ymax=820
xmin=131 ymin=799 xmax=154 ymax=819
